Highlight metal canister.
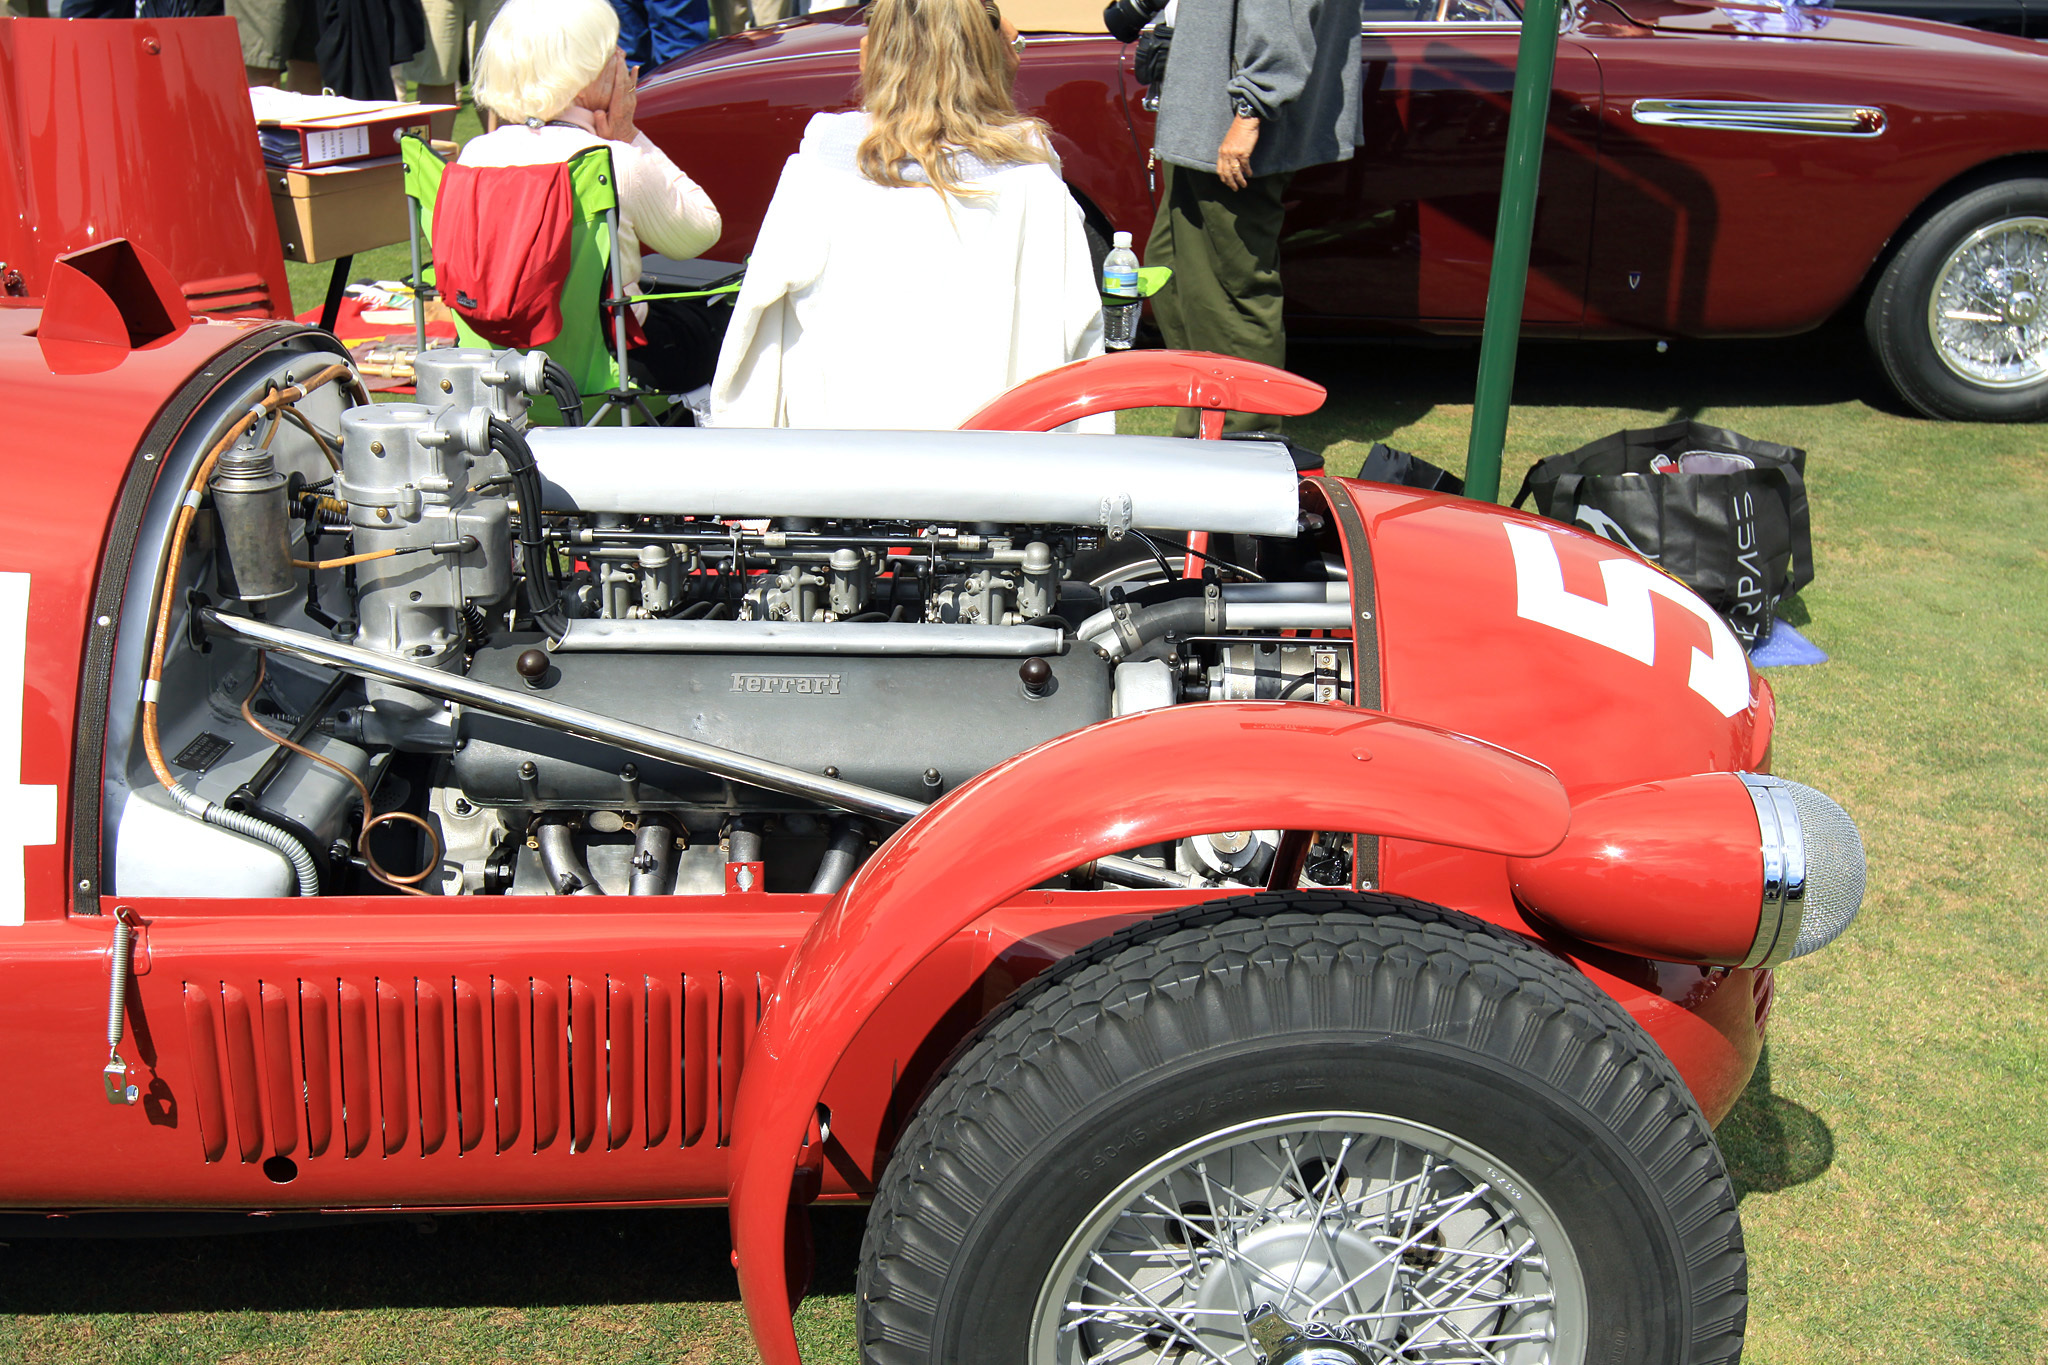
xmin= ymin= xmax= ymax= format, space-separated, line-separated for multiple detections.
xmin=211 ymin=443 xmax=295 ymax=602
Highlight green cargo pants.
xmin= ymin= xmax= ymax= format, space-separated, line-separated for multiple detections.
xmin=1144 ymin=162 xmax=1293 ymax=438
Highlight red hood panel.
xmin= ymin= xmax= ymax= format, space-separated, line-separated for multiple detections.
xmin=1350 ymin=479 xmax=1763 ymax=801
xmin=0 ymin=17 xmax=290 ymax=317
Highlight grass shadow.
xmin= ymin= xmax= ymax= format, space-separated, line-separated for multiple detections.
xmin=0 ymin=1203 xmax=871 ymax=1317
xmin=1283 ymin=315 xmax=1897 ymax=446
xmin=1716 ymin=1044 xmax=1836 ymax=1200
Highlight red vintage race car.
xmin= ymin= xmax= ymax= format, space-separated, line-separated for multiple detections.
xmin=0 ymin=240 xmax=1865 ymax=1364
xmin=636 ymin=0 xmax=2048 ymax=423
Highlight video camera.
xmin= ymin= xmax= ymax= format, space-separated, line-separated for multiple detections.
xmin=1105 ymin=0 xmax=1172 ymax=93
xmin=1102 ymin=0 xmax=1169 ymax=41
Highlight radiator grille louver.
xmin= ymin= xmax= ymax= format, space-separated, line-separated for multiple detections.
xmin=180 ymin=273 xmax=275 ymax=317
xmin=182 ymin=972 xmax=758 ymax=1163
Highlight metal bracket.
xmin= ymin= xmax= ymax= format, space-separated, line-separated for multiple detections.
xmin=104 ymin=1055 xmax=138 ymax=1107
xmin=1098 ymin=492 xmax=1133 ymax=541
xmin=1312 ymin=646 xmax=1341 ymax=704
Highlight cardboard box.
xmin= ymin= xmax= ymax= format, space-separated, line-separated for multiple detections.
xmin=268 ymin=157 xmax=408 ymax=264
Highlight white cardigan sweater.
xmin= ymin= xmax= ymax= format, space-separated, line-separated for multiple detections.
xmin=710 ymin=112 xmax=1109 ymax=431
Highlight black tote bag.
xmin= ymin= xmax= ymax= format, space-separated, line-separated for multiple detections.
xmin=1513 ymin=421 xmax=1813 ymax=647
xmin=1358 ymin=442 xmax=1465 ymax=494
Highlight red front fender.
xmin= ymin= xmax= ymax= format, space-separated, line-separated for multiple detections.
xmin=727 ymin=701 xmax=1569 ymax=1364
xmin=961 ymin=349 xmax=1327 ymax=432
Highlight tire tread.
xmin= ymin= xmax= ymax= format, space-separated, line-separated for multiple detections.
xmin=859 ymin=891 xmax=1747 ymax=1365
xmin=1865 ymin=177 xmax=2048 ymax=422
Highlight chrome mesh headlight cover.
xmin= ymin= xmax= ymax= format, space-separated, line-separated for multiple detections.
xmin=1785 ymin=780 xmax=1867 ymax=957
xmin=1740 ymin=773 xmax=1867 ymax=967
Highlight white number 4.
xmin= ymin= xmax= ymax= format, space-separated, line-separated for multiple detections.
xmin=1505 ymin=524 xmax=1751 ymax=719
xmin=1 ymin=573 xmax=59 ymax=927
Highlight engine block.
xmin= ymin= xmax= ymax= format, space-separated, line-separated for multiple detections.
xmin=109 ymin=347 xmax=1356 ymax=900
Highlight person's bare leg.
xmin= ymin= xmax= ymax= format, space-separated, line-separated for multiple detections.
xmin=284 ymin=58 xmax=322 ymax=94
xmin=415 ymin=81 xmax=459 ymax=139
xmin=246 ymin=65 xmax=282 ymax=86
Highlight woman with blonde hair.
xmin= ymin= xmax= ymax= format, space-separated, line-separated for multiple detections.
xmin=710 ymin=0 xmax=1108 ymax=430
xmin=451 ymin=0 xmax=725 ymax=393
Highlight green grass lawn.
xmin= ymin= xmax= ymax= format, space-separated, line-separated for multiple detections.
xmin=2 ymin=318 xmax=2042 ymax=1361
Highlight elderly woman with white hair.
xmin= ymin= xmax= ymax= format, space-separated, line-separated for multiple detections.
xmin=458 ymin=0 xmax=724 ymax=393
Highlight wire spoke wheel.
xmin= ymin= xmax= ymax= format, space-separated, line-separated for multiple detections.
xmin=1868 ymin=177 xmax=2048 ymax=419
xmin=859 ymin=894 xmax=1748 ymax=1365
xmin=1927 ymin=215 xmax=2048 ymax=388
xmin=1031 ymin=1112 xmax=1586 ymax=1365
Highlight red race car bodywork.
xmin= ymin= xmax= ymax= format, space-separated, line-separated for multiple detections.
xmin=0 ymin=289 xmax=1852 ymax=1359
xmin=1 ymin=28 xmax=1870 ymax=1365
xmin=0 ymin=17 xmax=290 ymax=320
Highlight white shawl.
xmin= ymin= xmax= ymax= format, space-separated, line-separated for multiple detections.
xmin=710 ymin=112 xmax=1110 ymax=431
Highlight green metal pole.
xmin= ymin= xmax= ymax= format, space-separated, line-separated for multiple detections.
xmin=1463 ymin=0 xmax=1566 ymax=503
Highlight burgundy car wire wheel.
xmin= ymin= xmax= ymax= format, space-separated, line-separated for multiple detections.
xmin=1928 ymin=215 xmax=2048 ymax=389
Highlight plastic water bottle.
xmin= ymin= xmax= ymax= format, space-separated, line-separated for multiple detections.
xmin=1102 ymin=230 xmax=1141 ymax=350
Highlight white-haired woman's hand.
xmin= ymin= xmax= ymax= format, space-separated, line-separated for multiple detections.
xmin=575 ymin=48 xmax=617 ymax=114
xmin=594 ymin=51 xmax=641 ymax=144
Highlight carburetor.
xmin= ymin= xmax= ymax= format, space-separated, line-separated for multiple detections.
xmin=335 ymin=402 xmax=514 ymax=743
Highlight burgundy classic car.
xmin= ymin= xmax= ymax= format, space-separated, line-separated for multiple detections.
xmin=638 ymin=0 xmax=2048 ymax=422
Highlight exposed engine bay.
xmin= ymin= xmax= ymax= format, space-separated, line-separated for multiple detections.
xmin=105 ymin=347 xmax=1360 ymax=900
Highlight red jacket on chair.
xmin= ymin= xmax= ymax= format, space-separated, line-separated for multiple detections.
xmin=433 ymin=161 xmax=577 ymax=349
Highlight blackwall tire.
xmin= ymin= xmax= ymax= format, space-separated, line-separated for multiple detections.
xmin=1865 ymin=178 xmax=2048 ymax=422
xmin=857 ymin=892 xmax=1747 ymax=1365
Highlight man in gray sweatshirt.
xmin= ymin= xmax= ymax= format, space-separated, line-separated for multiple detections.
xmin=1145 ymin=0 xmax=1362 ymax=435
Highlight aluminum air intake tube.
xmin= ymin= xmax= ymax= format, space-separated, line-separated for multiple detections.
xmin=1507 ymin=770 xmax=1866 ymax=968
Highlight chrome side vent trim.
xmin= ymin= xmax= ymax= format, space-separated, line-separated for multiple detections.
xmin=1632 ymin=99 xmax=1886 ymax=138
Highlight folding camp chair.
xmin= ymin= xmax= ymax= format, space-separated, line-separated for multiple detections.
xmin=400 ymin=135 xmax=738 ymax=426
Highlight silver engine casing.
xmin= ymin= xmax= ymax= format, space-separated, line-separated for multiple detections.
xmin=110 ymin=347 xmax=1349 ymax=899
